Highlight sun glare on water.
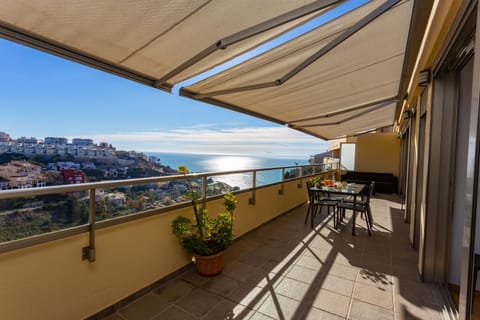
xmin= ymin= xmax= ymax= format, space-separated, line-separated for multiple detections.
xmin=205 ymin=156 xmax=258 ymax=172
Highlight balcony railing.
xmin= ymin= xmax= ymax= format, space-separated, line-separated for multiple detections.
xmin=0 ymin=162 xmax=339 ymax=258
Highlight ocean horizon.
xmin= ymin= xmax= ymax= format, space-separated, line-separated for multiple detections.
xmin=146 ymin=152 xmax=309 ymax=189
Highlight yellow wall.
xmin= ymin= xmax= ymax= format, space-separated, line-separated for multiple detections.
xmin=353 ymin=133 xmax=400 ymax=176
xmin=0 ymin=180 xmax=308 ymax=320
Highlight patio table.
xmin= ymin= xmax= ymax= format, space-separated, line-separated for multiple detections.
xmin=310 ymin=183 xmax=366 ymax=236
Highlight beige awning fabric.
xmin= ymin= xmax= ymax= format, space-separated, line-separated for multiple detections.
xmin=181 ymin=0 xmax=414 ymax=140
xmin=0 ymin=0 xmax=340 ymax=91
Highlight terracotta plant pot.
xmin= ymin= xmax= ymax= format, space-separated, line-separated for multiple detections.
xmin=193 ymin=250 xmax=225 ymax=276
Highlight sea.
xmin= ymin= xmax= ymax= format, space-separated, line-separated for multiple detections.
xmin=146 ymin=152 xmax=308 ymax=190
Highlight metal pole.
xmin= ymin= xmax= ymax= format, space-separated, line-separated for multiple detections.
xmin=82 ymin=189 xmax=96 ymax=262
xmin=279 ymin=168 xmax=285 ymax=195
xmin=249 ymin=171 xmax=256 ymax=205
xmin=298 ymin=167 xmax=303 ymax=188
xmin=201 ymin=176 xmax=207 ymax=208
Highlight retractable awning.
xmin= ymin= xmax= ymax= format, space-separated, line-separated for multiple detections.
xmin=0 ymin=0 xmax=424 ymax=140
xmin=181 ymin=0 xmax=414 ymax=140
xmin=0 ymin=0 xmax=341 ymax=91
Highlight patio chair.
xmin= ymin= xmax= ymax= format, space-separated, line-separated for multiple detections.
xmin=337 ymin=181 xmax=374 ymax=236
xmin=305 ymin=181 xmax=339 ymax=228
xmin=340 ymin=181 xmax=375 ymax=225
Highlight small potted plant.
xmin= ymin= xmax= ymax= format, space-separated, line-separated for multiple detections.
xmin=171 ymin=165 xmax=237 ymax=276
xmin=310 ymin=176 xmax=321 ymax=188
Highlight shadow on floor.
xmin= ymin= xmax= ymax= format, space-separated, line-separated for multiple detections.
xmin=102 ymin=195 xmax=446 ymax=320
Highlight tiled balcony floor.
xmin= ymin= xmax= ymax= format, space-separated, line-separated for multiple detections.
xmin=103 ymin=195 xmax=445 ymax=320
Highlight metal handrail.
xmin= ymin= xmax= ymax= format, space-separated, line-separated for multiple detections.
xmin=0 ymin=163 xmax=338 ymax=256
xmin=0 ymin=163 xmax=328 ymax=199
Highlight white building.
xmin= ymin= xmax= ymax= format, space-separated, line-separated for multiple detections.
xmin=0 ymin=160 xmax=46 ymax=189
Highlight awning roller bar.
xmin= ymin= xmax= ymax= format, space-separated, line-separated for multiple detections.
xmin=288 ymin=96 xmax=399 ymax=124
xmin=291 ymin=99 xmax=396 ymax=128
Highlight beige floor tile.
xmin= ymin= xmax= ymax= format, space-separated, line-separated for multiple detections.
xmin=304 ymin=307 xmax=345 ymax=320
xmin=274 ymin=277 xmax=311 ymax=301
xmin=321 ymin=274 xmax=355 ymax=297
xmin=395 ymin=306 xmax=442 ymax=320
xmin=256 ymin=293 xmax=302 ymax=320
xmin=247 ymin=311 xmax=276 ymax=320
xmin=349 ymin=299 xmax=393 ymax=320
xmin=328 ymin=263 xmax=359 ymax=281
xmin=286 ymin=264 xmax=321 ymax=284
xmin=303 ymin=245 xmax=332 ymax=261
xmin=362 ymin=251 xmax=391 ymax=266
xmin=223 ymin=260 xmax=262 ymax=283
xmin=391 ymin=263 xmax=421 ymax=283
xmin=154 ymin=279 xmax=194 ymax=303
xmin=242 ymin=270 xmax=282 ymax=289
xmin=394 ymin=280 xmax=443 ymax=315
xmin=152 ymin=306 xmax=196 ymax=320
xmin=359 ymin=260 xmax=392 ymax=276
xmin=174 ymin=288 xmax=222 ymax=317
xmin=118 ymin=293 xmax=170 ymax=320
xmin=180 ymin=268 xmax=210 ymax=287
xmin=238 ymin=252 xmax=270 ymax=268
xmin=295 ymin=254 xmax=324 ymax=270
xmin=357 ymin=269 xmax=393 ymax=291
xmin=226 ymin=284 xmax=267 ymax=310
xmin=102 ymin=314 xmax=125 ymax=320
xmin=202 ymin=274 xmax=241 ymax=296
xmin=353 ymin=283 xmax=393 ymax=310
xmin=332 ymin=251 xmax=363 ymax=267
xmin=312 ymin=289 xmax=351 ymax=318
xmin=202 ymin=299 xmax=252 ymax=320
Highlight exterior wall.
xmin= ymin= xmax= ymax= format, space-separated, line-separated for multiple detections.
xmin=354 ymin=133 xmax=400 ymax=176
xmin=0 ymin=179 xmax=308 ymax=320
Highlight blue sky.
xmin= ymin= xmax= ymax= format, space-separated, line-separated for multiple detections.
xmin=0 ymin=0 xmax=366 ymax=158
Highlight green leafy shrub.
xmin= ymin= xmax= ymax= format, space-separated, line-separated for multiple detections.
xmin=171 ymin=166 xmax=237 ymax=256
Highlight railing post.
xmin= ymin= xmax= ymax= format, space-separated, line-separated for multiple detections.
xmin=201 ymin=176 xmax=207 ymax=208
xmin=82 ymin=189 xmax=96 ymax=262
xmin=297 ymin=166 xmax=303 ymax=188
xmin=249 ymin=170 xmax=256 ymax=205
xmin=279 ymin=168 xmax=285 ymax=195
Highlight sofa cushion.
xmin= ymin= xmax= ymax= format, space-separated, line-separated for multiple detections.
xmin=341 ymin=171 xmax=398 ymax=194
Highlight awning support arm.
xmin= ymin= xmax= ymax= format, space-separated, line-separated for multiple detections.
xmin=192 ymin=0 xmax=401 ymax=99
xmin=154 ymin=0 xmax=343 ymax=87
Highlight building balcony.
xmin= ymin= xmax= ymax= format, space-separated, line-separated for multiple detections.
xmin=96 ymin=195 xmax=445 ymax=320
xmin=0 ymin=165 xmax=450 ymax=320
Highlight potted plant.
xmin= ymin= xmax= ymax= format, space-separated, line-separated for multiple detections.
xmin=310 ymin=176 xmax=321 ymax=188
xmin=171 ymin=165 xmax=237 ymax=276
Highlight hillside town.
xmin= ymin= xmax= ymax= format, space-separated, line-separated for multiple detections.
xmin=0 ymin=131 xmax=165 ymax=190
xmin=0 ymin=131 xmax=236 ymax=242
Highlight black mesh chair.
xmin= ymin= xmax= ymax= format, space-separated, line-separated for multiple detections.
xmin=305 ymin=181 xmax=339 ymax=228
xmin=337 ymin=181 xmax=374 ymax=235
xmin=340 ymin=181 xmax=375 ymax=225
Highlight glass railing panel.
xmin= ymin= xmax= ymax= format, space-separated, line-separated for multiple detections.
xmin=95 ymin=180 xmax=198 ymax=221
xmin=256 ymin=169 xmax=282 ymax=187
xmin=0 ymin=191 xmax=89 ymax=242
xmin=301 ymin=166 xmax=315 ymax=177
xmin=0 ymin=164 xmax=318 ymax=246
xmin=283 ymin=167 xmax=300 ymax=180
xmin=208 ymin=173 xmax=252 ymax=196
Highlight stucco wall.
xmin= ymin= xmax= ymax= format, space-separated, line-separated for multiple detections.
xmin=354 ymin=133 xmax=400 ymax=176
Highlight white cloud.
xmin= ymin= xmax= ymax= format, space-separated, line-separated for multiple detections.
xmin=83 ymin=126 xmax=330 ymax=158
